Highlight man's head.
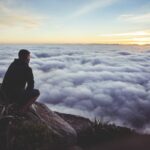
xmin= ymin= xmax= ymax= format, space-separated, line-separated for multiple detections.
xmin=18 ymin=49 xmax=30 ymax=63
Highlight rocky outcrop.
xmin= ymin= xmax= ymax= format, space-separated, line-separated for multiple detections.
xmin=0 ymin=102 xmax=78 ymax=150
xmin=0 ymin=87 xmax=135 ymax=150
xmin=30 ymin=102 xmax=77 ymax=145
xmin=56 ymin=112 xmax=93 ymax=135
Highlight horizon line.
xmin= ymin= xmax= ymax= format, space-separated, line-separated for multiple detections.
xmin=0 ymin=43 xmax=149 ymax=46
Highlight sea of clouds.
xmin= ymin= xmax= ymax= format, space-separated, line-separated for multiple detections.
xmin=0 ymin=44 xmax=150 ymax=132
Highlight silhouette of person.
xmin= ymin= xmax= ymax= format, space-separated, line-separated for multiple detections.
xmin=1 ymin=49 xmax=40 ymax=112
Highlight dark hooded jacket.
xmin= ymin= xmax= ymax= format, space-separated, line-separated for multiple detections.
xmin=1 ymin=59 xmax=34 ymax=102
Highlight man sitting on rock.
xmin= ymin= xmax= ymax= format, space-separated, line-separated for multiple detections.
xmin=1 ymin=49 xmax=40 ymax=113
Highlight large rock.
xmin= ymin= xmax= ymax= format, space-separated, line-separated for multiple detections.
xmin=0 ymin=102 xmax=77 ymax=150
xmin=57 ymin=112 xmax=93 ymax=135
xmin=57 ymin=112 xmax=94 ymax=146
xmin=30 ymin=102 xmax=77 ymax=145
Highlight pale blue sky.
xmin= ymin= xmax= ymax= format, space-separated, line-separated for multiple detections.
xmin=0 ymin=0 xmax=150 ymax=44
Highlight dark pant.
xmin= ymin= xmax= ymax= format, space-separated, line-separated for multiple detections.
xmin=4 ymin=88 xmax=40 ymax=113
xmin=19 ymin=89 xmax=40 ymax=112
xmin=20 ymin=89 xmax=40 ymax=105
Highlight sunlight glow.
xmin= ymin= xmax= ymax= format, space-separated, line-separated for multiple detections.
xmin=98 ymin=31 xmax=150 ymax=37
xmin=131 ymin=37 xmax=150 ymax=45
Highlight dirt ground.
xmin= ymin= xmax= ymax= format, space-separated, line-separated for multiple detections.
xmin=84 ymin=135 xmax=150 ymax=150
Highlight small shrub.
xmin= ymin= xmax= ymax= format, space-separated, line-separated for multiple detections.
xmin=78 ymin=119 xmax=135 ymax=147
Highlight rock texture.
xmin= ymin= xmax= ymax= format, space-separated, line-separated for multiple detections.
xmin=30 ymin=102 xmax=77 ymax=145
xmin=0 ymin=101 xmax=78 ymax=150
xmin=56 ymin=112 xmax=93 ymax=135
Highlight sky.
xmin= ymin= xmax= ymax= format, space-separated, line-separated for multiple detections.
xmin=0 ymin=0 xmax=150 ymax=44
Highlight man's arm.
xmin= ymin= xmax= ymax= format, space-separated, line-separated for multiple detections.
xmin=26 ymin=67 xmax=34 ymax=90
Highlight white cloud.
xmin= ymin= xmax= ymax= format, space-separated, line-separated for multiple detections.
xmin=98 ymin=31 xmax=150 ymax=37
xmin=0 ymin=0 xmax=43 ymax=28
xmin=71 ymin=0 xmax=117 ymax=18
xmin=98 ymin=30 xmax=150 ymax=45
xmin=1 ymin=44 xmax=150 ymax=132
xmin=119 ymin=13 xmax=150 ymax=23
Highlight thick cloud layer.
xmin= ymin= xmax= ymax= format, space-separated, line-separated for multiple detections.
xmin=0 ymin=44 xmax=150 ymax=132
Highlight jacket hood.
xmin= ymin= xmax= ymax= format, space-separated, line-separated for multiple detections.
xmin=13 ymin=59 xmax=29 ymax=66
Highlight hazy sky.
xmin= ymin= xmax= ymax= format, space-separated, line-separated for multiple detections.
xmin=0 ymin=0 xmax=150 ymax=44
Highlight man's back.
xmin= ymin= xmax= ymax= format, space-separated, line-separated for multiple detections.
xmin=1 ymin=49 xmax=39 ymax=112
xmin=2 ymin=59 xmax=34 ymax=102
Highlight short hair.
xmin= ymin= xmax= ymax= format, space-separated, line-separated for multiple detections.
xmin=18 ymin=49 xmax=30 ymax=60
